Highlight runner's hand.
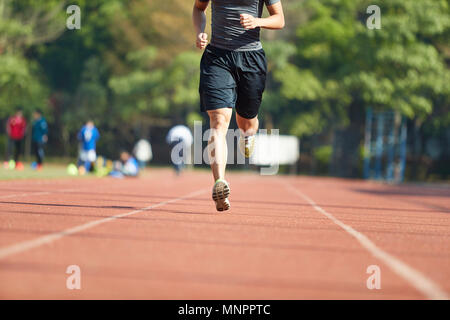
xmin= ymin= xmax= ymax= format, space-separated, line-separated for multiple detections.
xmin=240 ymin=14 xmax=259 ymax=30
xmin=196 ymin=33 xmax=208 ymax=49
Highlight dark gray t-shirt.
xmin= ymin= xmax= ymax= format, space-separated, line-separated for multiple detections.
xmin=199 ymin=0 xmax=280 ymax=51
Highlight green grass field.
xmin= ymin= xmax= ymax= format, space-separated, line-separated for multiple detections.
xmin=0 ymin=163 xmax=82 ymax=180
xmin=0 ymin=162 xmax=167 ymax=180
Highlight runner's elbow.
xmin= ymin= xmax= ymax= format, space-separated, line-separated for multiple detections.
xmin=278 ymin=16 xmax=285 ymax=29
xmin=269 ymin=14 xmax=284 ymax=29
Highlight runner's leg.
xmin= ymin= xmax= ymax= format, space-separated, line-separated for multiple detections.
xmin=236 ymin=113 xmax=259 ymax=136
xmin=207 ymin=108 xmax=232 ymax=181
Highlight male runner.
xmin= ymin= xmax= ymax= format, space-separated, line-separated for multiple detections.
xmin=192 ymin=0 xmax=284 ymax=211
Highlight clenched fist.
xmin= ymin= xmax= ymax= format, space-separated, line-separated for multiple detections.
xmin=240 ymin=14 xmax=260 ymax=30
xmin=196 ymin=33 xmax=208 ymax=49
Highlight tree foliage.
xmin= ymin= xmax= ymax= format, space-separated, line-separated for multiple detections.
xmin=263 ymin=0 xmax=450 ymax=137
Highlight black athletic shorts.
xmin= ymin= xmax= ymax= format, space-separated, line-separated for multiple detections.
xmin=199 ymin=44 xmax=267 ymax=119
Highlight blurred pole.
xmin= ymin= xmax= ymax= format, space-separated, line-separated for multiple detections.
xmin=363 ymin=107 xmax=372 ymax=179
xmin=398 ymin=117 xmax=407 ymax=182
xmin=374 ymin=112 xmax=384 ymax=180
xmin=385 ymin=112 xmax=395 ymax=182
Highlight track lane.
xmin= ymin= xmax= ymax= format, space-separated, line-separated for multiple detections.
xmin=284 ymin=180 xmax=448 ymax=300
xmin=0 ymin=170 xmax=448 ymax=299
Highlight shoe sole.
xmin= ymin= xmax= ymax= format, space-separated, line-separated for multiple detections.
xmin=212 ymin=181 xmax=230 ymax=212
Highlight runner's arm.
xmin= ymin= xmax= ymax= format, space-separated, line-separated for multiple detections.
xmin=240 ymin=1 xmax=285 ymax=30
xmin=193 ymin=0 xmax=209 ymax=49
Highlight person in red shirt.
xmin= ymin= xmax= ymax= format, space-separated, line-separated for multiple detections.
xmin=5 ymin=109 xmax=27 ymax=169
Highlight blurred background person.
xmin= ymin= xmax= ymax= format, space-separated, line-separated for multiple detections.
xmin=110 ymin=151 xmax=139 ymax=178
xmin=133 ymin=139 xmax=153 ymax=168
xmin=77 ymin=120 xmax=100 ymax=174
xmin=166 ymin=124 xmax=193 ymax=175
xmin=4 ymin=109 xmax=27 ymax=170
xmin=31 ymin=109 xmax=48 ymax=170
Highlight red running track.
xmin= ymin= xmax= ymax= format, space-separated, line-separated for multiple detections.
xmin=0 ymin=169 xmax=449 ymax=299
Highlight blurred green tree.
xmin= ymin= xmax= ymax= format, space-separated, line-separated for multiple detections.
xmin=0 ymin=0 xmax=65 ymax=116
xmin=263 ymin=0 xmax=450 ymax=177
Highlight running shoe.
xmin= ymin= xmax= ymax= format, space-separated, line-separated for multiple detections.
xmin=212 ymin=179 xmax=230 ymax=212
xmin=238 ymin=135 xmax=255 ymax=158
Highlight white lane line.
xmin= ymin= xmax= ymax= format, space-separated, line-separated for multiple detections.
xmin=0 ymin=189 xmax=207 ymax=260
xmin=284 ymin=182 xmax=449 ymax=300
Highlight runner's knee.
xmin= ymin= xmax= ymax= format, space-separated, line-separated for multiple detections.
xmin=208 ymin=110 xmax=231 ymax=133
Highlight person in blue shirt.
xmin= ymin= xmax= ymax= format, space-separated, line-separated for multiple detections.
xmin=109 ymin=151 xmax=139 ymax=178
xmin=77 ymin=120 xmax=100 ymax=173
xmin=31 ymin=109 xmax=48 ymax=170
